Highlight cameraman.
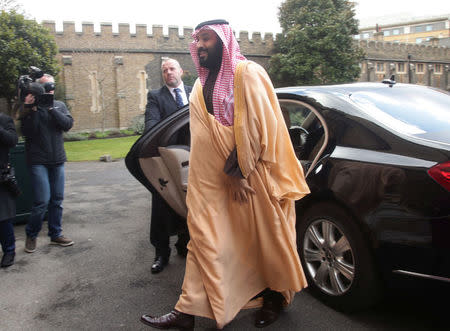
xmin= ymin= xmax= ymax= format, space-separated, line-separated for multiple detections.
xmin=0 ymin=112 xmax=18 ymax=268
xmin=20 ymin=74 xmax=74 ymax=253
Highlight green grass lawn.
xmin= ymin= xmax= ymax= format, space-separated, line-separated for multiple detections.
xmin=64 ymin=135 xmax=140 ymax=162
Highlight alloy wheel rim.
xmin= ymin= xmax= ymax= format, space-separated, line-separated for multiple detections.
xmin=303 ymin=219 xmax=355 ymax=296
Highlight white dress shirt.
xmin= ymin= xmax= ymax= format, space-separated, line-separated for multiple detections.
xmin=168 ymin=82 xmax=188 ymax=106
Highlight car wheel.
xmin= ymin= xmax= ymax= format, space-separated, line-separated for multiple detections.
xmin=297 ymin=202 xmax=382 ymax=312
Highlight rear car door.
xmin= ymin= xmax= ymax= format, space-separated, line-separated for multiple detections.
xmin=125 ymin=106 xmax=190 ymax=218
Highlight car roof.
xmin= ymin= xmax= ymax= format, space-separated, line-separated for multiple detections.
xmin=276 ymin=82 xmax=439 ymax=98
xmin=276 ymin=82 xmax=450 ymax=151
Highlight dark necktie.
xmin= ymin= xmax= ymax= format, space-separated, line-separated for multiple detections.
xmin=174 ymin=88 xmax=184 ymax=108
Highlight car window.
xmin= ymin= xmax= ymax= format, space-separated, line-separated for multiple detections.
xmin=280 ymin=102 xmax=311 ymax=128
xmin=167 ymin=123 xmax=190 ymax=147
xmin=279 ymin=99 xmax=328 ymax=177
xmin=339 ymin=122 xmax=389 ymax=151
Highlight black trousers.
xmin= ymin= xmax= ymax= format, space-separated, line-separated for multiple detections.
xmin=150 ymin=192 xmax=189 ymax=259
xmin=0 ymin=218 xmax=15 ymax=253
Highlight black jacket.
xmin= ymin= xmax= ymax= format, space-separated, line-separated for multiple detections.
xmin=0 ymin=113 xmax=18 ymax=221
xmin=20 ymin=100 xmax=73 ymax=165
xmin=144 ymin=85 xmax=192 ymax=132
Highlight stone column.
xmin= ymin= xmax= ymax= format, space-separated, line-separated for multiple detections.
xmin=114 ymin=56 xmax=127 ymax=129
xmin=366 ymin=61 xmax=374 ymax=82
xmin=61 ymin=55 xmax=76 ymax=127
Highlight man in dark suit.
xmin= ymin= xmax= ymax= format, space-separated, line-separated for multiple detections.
xmin=144 ymin=58 xmax=192 ymax=273
xmin=145 ymin=58 xmax=192 ymax=131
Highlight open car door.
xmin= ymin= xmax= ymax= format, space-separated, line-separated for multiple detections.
xmin=125 ymin=106 xmax=190 ymax=218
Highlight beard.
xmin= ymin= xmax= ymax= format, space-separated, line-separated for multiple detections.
xmin=198 ymin=40 xmax=223 ymax=71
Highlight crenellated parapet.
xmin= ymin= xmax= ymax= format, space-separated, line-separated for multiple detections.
xmin=37 ymin=21 xmax=447 ymax=133
xmin=45 ymin=21 xmax=276 ymax=131
xmin=356 ymin=39 xmax=449 ymax=62
xmin=41 ymin=21 xmax=274 ymax=56
xmin=238 ymin=31 xmax=275 ymax=56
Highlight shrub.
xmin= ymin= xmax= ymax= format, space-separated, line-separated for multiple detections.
xmin=94 ymin=131 xmax=109 ymax=139
xmin=106 ymin=129 xmax=121 ymax=138
xmin=129 ymin=114 xmax=145 ymax=135
xmin=64 ymin=132 xmax=89 ymax=141
xmin=120 ymin=129 xmax=135 ymax=136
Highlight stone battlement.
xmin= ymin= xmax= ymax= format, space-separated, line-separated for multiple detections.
xmin=41 ymin=21 xmax=274 ymax=55
xmin=356 ymin=40 xmax=449 ymax=62
xmin=29 ymin=21 xmax=447 ymax=133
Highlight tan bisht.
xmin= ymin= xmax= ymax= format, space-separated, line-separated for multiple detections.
xmin=175 ymin=61 xmax=310 ymax=328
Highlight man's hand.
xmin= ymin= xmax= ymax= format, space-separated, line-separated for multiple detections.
xmin=227 ymin=176 xmax=256 ymax=204
xmin=24 ymin=94 xmax=37 ymax=111
xmin=24 ymin=94 xmax=35 ymax=104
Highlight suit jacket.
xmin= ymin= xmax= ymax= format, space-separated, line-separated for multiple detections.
xmin=144 ymin=85 xmax=192 ymax=132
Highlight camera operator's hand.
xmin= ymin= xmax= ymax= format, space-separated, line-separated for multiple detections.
xmin=24 ymin=94 xmax=35 ymax=104
xmin=24 ymin=94 xmax=37 ymax=111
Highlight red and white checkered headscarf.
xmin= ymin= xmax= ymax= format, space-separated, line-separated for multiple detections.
xmin=190 ymin=24 xmax=246 ymax=126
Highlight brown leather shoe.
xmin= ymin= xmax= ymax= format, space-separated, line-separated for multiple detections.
xmin=254 ymin=291 xmax=284 ymax=328
xmin=140 ymin=309 xmax=194 ymax=330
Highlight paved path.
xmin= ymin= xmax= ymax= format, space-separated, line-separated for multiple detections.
xmin=1 ymin=160 xmax=448 ymax=330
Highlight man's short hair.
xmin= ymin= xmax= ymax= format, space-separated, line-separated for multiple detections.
xmin=37 ymin=74 xmax=54 ymax=83
xmin=161 ymin=58 xmax=181 ymax=69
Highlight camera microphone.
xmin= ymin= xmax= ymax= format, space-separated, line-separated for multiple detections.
xmin=43 ymin=82 xmax=55 ymax=93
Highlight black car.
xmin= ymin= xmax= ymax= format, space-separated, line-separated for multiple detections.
xmin=126 ymin=82 xmax=450 ymax=312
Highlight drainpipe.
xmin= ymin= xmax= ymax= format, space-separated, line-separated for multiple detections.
xmin=445 ymin=65 xmax=449 ymax=91
xmin=427 ymin=64 xmax=434 ymax=87
xmin=407 ymin=54 xmax=412 ymax=84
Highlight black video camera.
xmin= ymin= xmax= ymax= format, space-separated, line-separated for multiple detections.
xmin=17 ymin=66 xmax=55 ymax=107
xmin=0 ymin=165 xmax=21 ymax=197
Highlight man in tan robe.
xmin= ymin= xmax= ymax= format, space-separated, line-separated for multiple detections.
xmin=141 ymin=19 xmax=310 ymax=330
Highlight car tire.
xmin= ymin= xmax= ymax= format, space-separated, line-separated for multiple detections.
xmin=297 ymin=202 xmax=382 ymax=312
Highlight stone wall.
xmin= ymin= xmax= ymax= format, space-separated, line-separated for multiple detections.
xmin=356 ymin=40 xmax=450 ymax=89
xmin=2 ymin=21 xmax=447 ymax=131
xmin=44 ymin=21 xmax=274 ymax=131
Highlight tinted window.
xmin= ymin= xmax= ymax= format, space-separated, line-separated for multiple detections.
xmin=279 ymin=100 xmax=328 ymax=164
xmin=350 ymin=87 xmax=450 ymax=143
xmin=279 ymin=102 xmax=310 ymax=128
